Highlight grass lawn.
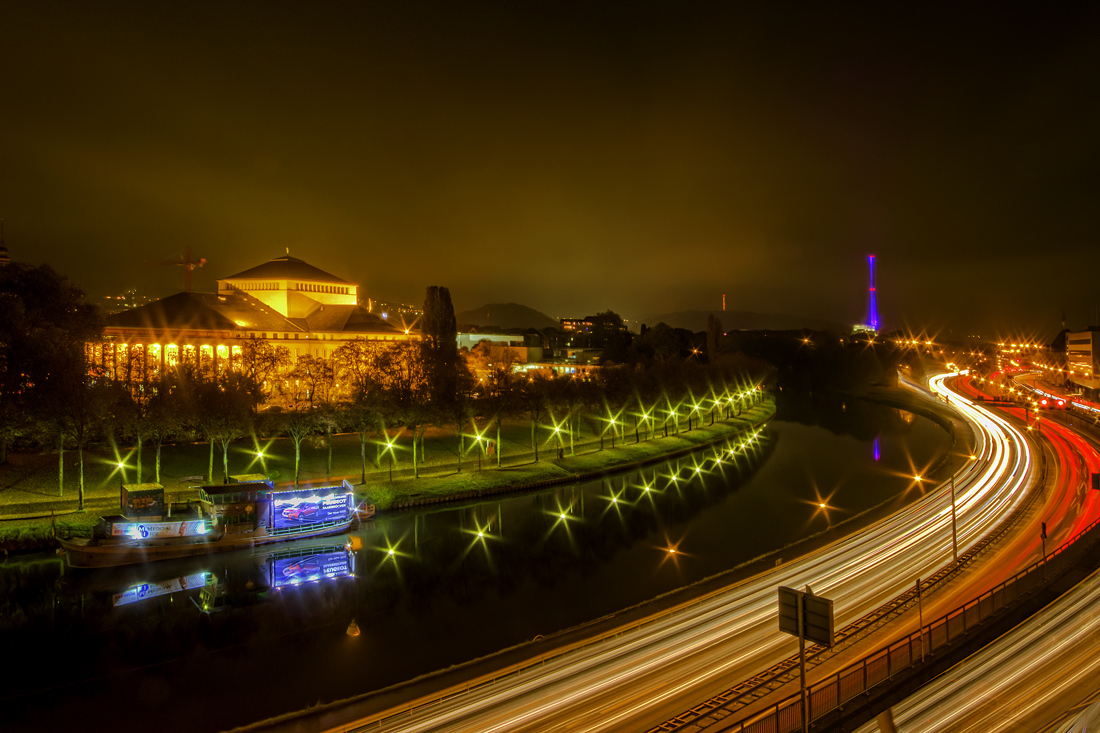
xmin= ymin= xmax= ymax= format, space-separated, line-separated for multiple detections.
xmin=0 ymin=399 xmax=774 ymax=545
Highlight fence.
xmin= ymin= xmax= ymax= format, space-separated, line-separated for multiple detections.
xmin=723 ymin=509 xmax=1100 ymax=733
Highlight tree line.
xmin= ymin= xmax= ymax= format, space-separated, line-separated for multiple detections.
xmin=0 ymin=268 xmax=771 ymax=508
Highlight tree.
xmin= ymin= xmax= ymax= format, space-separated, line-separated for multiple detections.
xmin=117 ymin=346 xmax=155 ymax=483
xmin=422 ymin=285 xmax=458 ymax=405
xmin=521 ymin=375 xmax=550 ymax=462
xmin=66 ymin=369 xmax=117 ymax=509
xmin=0 ymin=262 xmax=103 ymax=466
xmin=41 ymin=351 xmax=111 ymax=503
xmin=382 ymin=342 xmax=431 ymax=478
xmin=238 ymin=336 xmax=291 ymax=405
xmin=480 ymin=352 xmax=522 ymax=468
xmin=290 ymin=354 xmax=335 ymax=409
xmin=631 ymin=322 xmax=681 ymax=364
xmin=147 ymin=375 xmax=185 ymax=484
xmin=315 ymin=403 xmax=341 ymax=479
xmin=279 ymin=409 xmax=318 ymax=486
xmin=343 ymin=400 xmax=382 ymax=483
xmin=194 ymin=374 xmax=255 ymax=484
xmin=334 ymin=338 xmax=392 ymax=482
xmin=707 ymin=314 xmax=723 ymax=362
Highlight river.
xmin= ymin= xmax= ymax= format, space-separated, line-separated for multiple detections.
xmin=0 ymin=393 xmax=950 ymax=732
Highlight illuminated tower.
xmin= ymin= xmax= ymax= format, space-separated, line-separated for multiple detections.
xmin=867 ymin=254 xmax=879 ymax=332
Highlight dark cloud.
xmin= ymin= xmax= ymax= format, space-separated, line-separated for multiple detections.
xmin=3 ymin=3 xmax=1100 ymax=339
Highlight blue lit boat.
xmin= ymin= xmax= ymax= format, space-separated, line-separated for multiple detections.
xmin=58 ymin=479 xmax=358 ymax=569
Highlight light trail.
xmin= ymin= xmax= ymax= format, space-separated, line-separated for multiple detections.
xmin=848 ymin=374 xmax=1100 ymax=733
xmin=338 ymin=373 xmax=1034 ymax=733
xmin=853 ymin=564 xmax=1100 ymax=733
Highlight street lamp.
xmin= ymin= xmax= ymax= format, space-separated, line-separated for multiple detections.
xmin=384 ymin=439 xmax=396 ymax=482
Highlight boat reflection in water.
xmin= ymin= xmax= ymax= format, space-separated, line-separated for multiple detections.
xmin=57 ymin=535 xmax=359 ymax=619
xmin=195 ymin=535 xmax=357 ymax=613
xmin=113 ymin=572 xmax=209 ymax=607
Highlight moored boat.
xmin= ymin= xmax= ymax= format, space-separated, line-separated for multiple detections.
xmin=58 ymin=478 xmax=358 ymax=569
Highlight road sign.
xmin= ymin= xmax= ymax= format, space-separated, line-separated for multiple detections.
xmin=779 ymin=586 xmax=836 ymax=733
xmin=778 ymin=586 xmax=800 ymax=637
xmin=778 ymin=586 xmax=835 ymax=647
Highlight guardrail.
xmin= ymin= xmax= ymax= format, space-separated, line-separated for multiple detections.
xmin=723 ymin=508 xmax=1100 ymax=733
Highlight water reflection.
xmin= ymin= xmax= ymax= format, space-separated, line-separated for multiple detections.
xmin=0 ymin=399 xmax=950 ymax=733
xmin=353 ymin=431 xmax=774 ymax=617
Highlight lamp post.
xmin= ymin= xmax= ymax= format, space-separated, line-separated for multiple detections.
xmin=384 ymin=439 xmax=396 ymax=482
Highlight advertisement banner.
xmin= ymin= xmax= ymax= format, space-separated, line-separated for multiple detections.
xmin=272 ymin=493 xmax=351 ymax=530
xmin=112 ymin=573 xmax=208 ymax=606
xmin=111 ymin=520 xmax=208 ymax=539
xmin=272 ymin=551 xmax=353 ymax=587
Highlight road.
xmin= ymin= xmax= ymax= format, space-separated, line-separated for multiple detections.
xmin=316 ymin=374 xmax=1037 ymax=733
xmin=853 ymin=558 xmax=1100 ymax=733
xmin=845 ymin=373 xmax=1100 ymax=733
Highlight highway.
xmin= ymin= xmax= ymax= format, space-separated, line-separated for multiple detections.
xmin=322 ymin=373 xmax=1038 ymax=733
xmin=853 ymin=561 xmax=1100 ymax=733
xmin=845 ymin=372 xmax=1100 ymax=733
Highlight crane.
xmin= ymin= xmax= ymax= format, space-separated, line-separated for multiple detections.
xmin=143 ymin=246 xmax=207 ymax=292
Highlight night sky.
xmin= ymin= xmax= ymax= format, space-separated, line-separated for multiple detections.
xmin=3 ymin=3 xmax=1100 ymax=340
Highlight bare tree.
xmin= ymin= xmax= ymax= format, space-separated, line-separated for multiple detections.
xmin=279 ymin=410 xmax=318 ymax=486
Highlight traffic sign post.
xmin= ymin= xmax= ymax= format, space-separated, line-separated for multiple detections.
xmin=778 ymin=586 xmax=835 ymax=733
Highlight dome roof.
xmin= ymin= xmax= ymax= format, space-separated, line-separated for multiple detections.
xmin=222 ymin=255 xmax=349 ymax=284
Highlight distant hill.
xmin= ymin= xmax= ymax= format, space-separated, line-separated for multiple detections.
xmin=640 ymin=309 xmax=849 ymax=334
xmin=456 ymin=303 xmax=558 ymax=330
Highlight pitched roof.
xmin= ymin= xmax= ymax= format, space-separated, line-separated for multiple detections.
xmin=106 ymin=293 xmax=240 ymax=332
xmin=295 ymin=304 xmax=403 ymax=334
xmin=222 ymin=255 xmax=350 ymax=284
xmin=104 ymin=292 xmax=412 ymax=338
xmin=105 ymin=292 xmax=301 ymax=333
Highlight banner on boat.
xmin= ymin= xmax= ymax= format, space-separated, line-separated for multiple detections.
xmin=110 ymin=520 xmax=209 ymax=539
xmin=271 ymin=492 xmax=353 ymax=530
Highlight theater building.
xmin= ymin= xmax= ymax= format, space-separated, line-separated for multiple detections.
xmin=94 ymin=253 xmax=417 ymax=379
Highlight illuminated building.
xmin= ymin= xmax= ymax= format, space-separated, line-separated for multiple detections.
xmin=102 ymin=288 xmax=158 ymax=315
xmin=1065 ymin=329 xmax=1100 ymax=398
xmin=561 ymin=318 xmax=594 ymax=333
xmin=95 ymin=253 xmax=416 ymax=379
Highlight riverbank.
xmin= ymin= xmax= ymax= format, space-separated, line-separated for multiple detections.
xmin=0 ymin=397 xmax=776 ymax=552
xmin=364 ymin=400 xmax=776 ymax=512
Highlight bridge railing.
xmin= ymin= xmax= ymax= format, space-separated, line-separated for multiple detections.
xmin=727 ymin=509 xmax=1100 ymax=733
